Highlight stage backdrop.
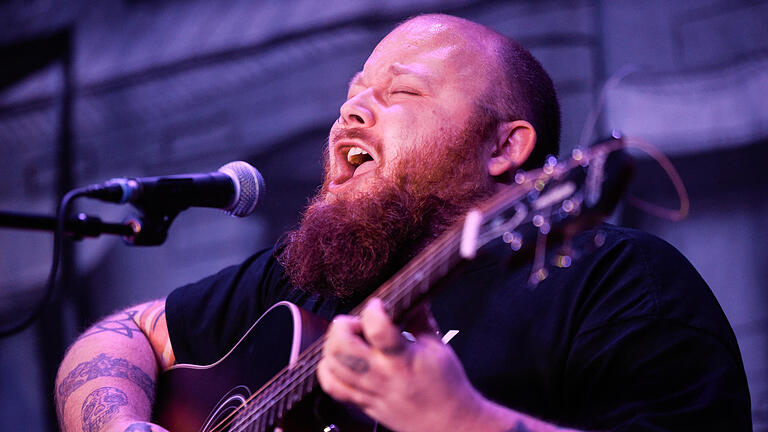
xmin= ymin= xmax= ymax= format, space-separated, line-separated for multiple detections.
xmin=0 ymin=1 xmax=766 ymax=430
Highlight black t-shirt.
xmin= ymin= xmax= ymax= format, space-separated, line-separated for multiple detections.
xmin=166 ymin=225 xmax=752 ymax=430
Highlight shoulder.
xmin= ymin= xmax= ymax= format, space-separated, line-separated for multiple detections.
xmin=164 ymin=246 xmax=342 ymax=365
xmin=559 ymin=226 xmax=751 ymax=429
xmin=166 ymin=247 xmax=285 ymax=309
xmin=577 ymin=225 xmax=723 ymax=321
xmin=577 ymin=223 xmax=683 ymax=266
xmin=165 ymin=246 xmax=293 ymax=364
xmin=563 ymin=224 xmax=744 ymax=363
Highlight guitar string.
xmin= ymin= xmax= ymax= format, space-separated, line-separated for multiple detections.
xmin=208 ymin=247 xmax=442 ymax=431
xmin=225 ymin=187 xmax=564 ymax=430
xmin=216 ymin=144 xmax=622 ymax=430
xmin=225 ymin=290 xmax=436 ymax=429
xmin=217 ymin=161 xmax=565 ymax=431
xmin=228 ymin=349 xmax=324 ymax=431
xmin=225 ymin=238 xmax=462 ymax=431
xmin=201 ymin=143 xmax=613 ymax=431
xmin=222 ymin=237 xmax=464 ymax=431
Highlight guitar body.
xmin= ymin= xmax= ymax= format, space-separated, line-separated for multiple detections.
xmin=153 ymin=301 xmax=374 ymax=431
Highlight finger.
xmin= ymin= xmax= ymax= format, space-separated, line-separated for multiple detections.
xmin=328 ymin=314 xmax=363 ymax=337
xmin=325 ymin=315 xmax=372 ymax=359
xmin=323 ymin=351 xmax=382 ymax=395
xmin=333 ymin=352 xmax=370 ymax=374
xmin=317 ymin=356 xmax=372 ymax=408
xmin=402 ymin=302 xmax=441 ymax=338
xmin=360 ymin=298 xmax=406 ymax=356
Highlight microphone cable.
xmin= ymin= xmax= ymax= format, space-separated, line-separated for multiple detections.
xmin=0 ymin=187 xmax=88 ymax=338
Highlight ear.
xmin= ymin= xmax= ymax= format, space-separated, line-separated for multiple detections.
xmin=487 ymin=120 xmax=536 ymax=177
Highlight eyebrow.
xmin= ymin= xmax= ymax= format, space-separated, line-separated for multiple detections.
xmin=390 ymin=64 xmax=435 ymax=93
xmin=347 ymin=64 xmax=434 ymax=89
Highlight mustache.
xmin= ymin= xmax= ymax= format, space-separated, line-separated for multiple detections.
xmin=331 ymin=128 xmax=380 ymax=148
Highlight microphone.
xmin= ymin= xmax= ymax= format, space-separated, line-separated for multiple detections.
xmin=83 ymin=161 xmax=265 ymax=217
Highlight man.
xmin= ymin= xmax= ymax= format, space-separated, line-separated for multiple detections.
xmin=55 ymin=14 xmax=751 ymax=432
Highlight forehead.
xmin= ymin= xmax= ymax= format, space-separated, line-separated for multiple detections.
xmin=359 ymin=19 xmax=494 ymax=91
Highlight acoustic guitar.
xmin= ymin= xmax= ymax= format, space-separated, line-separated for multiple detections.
xmin=153 ymin=138 xmax=632 ymax=431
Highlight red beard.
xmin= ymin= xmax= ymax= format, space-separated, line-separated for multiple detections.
xmin=278 ymin=114 xmax=497 ymax=299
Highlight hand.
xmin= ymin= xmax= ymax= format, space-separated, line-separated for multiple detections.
xmin=317 ymin=298 xmax=490 ymax=432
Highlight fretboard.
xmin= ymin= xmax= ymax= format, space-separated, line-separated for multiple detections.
xmin=227 ymin=226 xmax=468 ymax=431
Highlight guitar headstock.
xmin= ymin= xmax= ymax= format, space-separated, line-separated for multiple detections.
xmin=460 ymin=136 xmax=633 ymax=284
xmin=360 ymin=135 xmax=634 ymax=321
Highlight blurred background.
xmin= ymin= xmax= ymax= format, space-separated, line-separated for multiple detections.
xmin=0 ymin=0 xmax=766 ymax=430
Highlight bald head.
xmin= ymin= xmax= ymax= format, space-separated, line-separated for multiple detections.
xmin=373 ymin=15 xmax=501 ymax=97
xmin=387 ymin=14 xmax=502 ymax=52
xmin=390 ymin=14 xmax=561 ymax=169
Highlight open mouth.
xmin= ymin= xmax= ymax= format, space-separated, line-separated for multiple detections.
xmin=346 ymin=146 xmax=376 ymax=176
xmin=329 ymin=143 xmax=379 ymax=190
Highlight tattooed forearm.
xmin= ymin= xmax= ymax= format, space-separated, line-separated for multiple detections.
xmin=81 ymin=387 xmax=128 ymax=432
xmin=82 ymin=311 xmax=142 ymax=339
xmin=58 ymin=354 xmax=154 ymax=414
xmin=124 ymin=422 xmax=152 ymax=431
xmin=334 ymin=353 xmax=370 ymax=373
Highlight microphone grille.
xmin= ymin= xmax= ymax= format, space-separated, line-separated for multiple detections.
xmin=218 ymin=161 xmax=265 ymax=217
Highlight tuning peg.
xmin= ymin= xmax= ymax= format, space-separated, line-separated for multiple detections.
xmin=561 ymin=199 xmax=576 ymax=213
xmin=553 ymin=254 xmax=573 ymax=268
xmin=532 ymin=214 xmax=551 ymax=235
xmin=572 ymin=148 xmax=590 ymax=167
xmin=529 ymin=267 xmax=549 ymax=285
xmin=514 ymin=171 xmax=526 ymax=185
xmin=571 ymin=148 xmax=584 ymax=161
xmin=502 ymin=231 xmax=523 ymax=251
xmin=543 ymin=155 xmax=558 ymax=174
xmin=557 ymin=198 xmax=580 ymax=221
xmin=553 ymin=244 xmax=575 ymax=268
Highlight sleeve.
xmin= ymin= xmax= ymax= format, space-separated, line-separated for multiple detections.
xmin=561 ymin=228 xmax=752 ymax=431
xmin=165 ymin=248 xmax=292 ymax=365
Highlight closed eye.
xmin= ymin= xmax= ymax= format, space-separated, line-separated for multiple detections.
xmin=391 ymin=89 xmax=420 ymax=96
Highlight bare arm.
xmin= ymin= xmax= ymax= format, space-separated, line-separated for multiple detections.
xmin=55 ymin=300 xmax=174 ymax=432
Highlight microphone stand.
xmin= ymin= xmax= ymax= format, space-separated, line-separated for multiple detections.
xmin=0 ymin=196 xmax=183 ymax=338
xmin=0 ymin=207 xmax=183 ymax=246
xmin=0 ymin=210 xmax=135 ymax=240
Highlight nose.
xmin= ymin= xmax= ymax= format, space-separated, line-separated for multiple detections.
xmin=339 ymin=89 xmax=376 ymax=127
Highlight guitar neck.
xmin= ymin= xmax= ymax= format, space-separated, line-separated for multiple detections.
xmin=230 ymin=227 xmax=472 ymax=431
xmin=232 ymin=138 xmax=630 ymax=430
xmin=352 ymin=226 xmax=467 ymax=320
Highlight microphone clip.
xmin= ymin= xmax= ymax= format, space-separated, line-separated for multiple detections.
xmin=122 ymin=208 xmax=181 ymax=246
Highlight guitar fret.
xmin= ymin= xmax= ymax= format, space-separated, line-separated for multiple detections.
xmin=267 ymin=405 xmax=275 ymax=428
xmin=241 ymin=354 xmax=320 ymax=431
xmin=277 ymin=392 xmax=286 ymax=418
xmin=274 ymin=371 xmax=288 ymax=405
xmin=221 ymin=219 xmax=465 ymax=432
xmin=302 ymin=373 xmax=314 ymax=394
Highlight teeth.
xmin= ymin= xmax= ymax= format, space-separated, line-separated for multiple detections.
xmin=347 ymin=147 xmax=370 ymax=165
